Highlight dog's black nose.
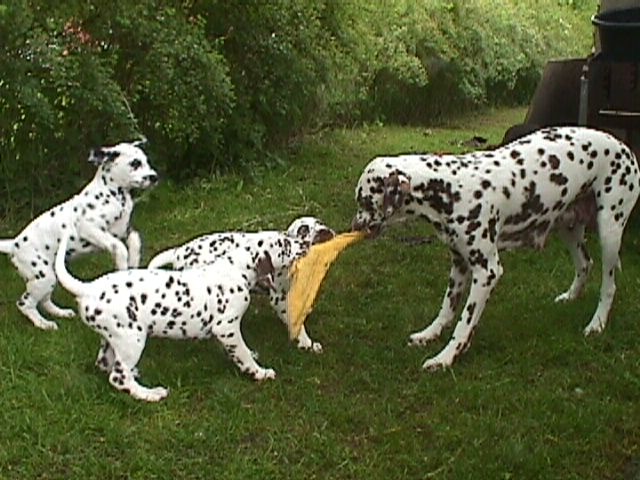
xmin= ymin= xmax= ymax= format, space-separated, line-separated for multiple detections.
xmin=351 ymin=217 xmax=365 ymax=232
xmin=146 ymin=174 xmax=159 ymax=184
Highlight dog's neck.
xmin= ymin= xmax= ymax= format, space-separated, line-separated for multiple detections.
xmin=83 ymin=169 xmax=133 ymax=197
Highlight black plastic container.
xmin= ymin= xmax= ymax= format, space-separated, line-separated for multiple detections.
xmin=592 ymin=8 xmax=640 ymax=61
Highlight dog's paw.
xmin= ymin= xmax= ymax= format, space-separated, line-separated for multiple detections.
xmin=421 ymin=357 xmax=450 ymax=372
xmin=56 ymin=308 xmax=76 ymax=319
xmin=297 ymin=339 xmax=323 ymax=354
xmin=583 ymin=319 xmax=605 ymax=337
xmin=254 ymin=368 xmax=276 ymax=381
xmin=554 ymin=291 xmax=576 ymax=303
xmin=140 ymin=386 xmax=169 ymax=402
xmin=35 ymin=319 xmax=59 ymax=331
xmin=408 ymin=330 xmax=438 ymax=347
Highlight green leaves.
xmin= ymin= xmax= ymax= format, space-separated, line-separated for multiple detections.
xmin=0 ymin=0 xmax=596 ymax=217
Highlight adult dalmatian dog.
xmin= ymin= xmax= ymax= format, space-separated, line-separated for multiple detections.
xmin=0 ymin=141 xmax=158 ymax=330
xmin=147 ymin=216 xmax=336 ymax=352
xmin=351 ymin=126 xmax=640 ymax=371
xmin=55 ymin=231 xmax=279 ymax=401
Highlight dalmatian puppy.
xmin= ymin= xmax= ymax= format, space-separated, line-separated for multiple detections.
xmin=147 ymin=216 xmax=336 ymax=352
xmin=55 ymin=229 xmax=281 ymax=401
xmin=352 ymin=126 xmax=640 ymax=371
xmin=0 ymin=141 xmax=158 ymax=330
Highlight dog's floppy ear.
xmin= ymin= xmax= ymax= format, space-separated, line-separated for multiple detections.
xmin=311 ymin=228 xmax=336 ymax=245
xmin=256 ymin=252 xmax=276 ymax=291
xmin=131 ymin=136 xmax=148 ymax=148
xmin=88 ymin=147 xmax=118 ymax=166
xmin=382 ymin=171 xmax=411 ymax=217
xmin=295 ymin=224 xmax=310 ymax=240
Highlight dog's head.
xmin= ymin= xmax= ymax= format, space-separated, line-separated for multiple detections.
xmin=89 ymin=139 xmax=159 ymax=190
xmin=286 ymin=216 xmax=336 ymax=245
xmin=351 ymin=159 xmax=411 ymax=237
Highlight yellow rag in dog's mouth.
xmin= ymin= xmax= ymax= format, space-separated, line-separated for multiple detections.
xmin=287 ymin=231 xmax=366 ymax=339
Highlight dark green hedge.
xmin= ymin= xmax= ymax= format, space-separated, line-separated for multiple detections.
xmin=0 ymin=0 xmax=595 ymax=216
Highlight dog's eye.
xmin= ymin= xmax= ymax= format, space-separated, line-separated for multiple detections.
xmin=130 ymin=159 xmax=142 ymax=170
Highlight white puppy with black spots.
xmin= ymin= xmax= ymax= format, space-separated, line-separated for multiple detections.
xmin=55 ymin=229 xmax=284 ymax=401
xmin=352 ymin=126 xmax=640 ymax=370
xmin=0 ymin=141 xmax=158 ymax=330
xmin=147 ymin=216 xmax=336 ymax=352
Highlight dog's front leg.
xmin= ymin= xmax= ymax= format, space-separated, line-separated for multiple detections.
xmin=76 ymin=222 xmax=129 ymax=270
xmin=126 ymin=230 xmax=142 ymax=268
xmin=422 ymin=249 xmax=503 ymax=371
xmin=269 ymin=279 xmax=323 ymax=353
xmin=409 ymin=249 xmax=470 ymax=346
xmin=211 ymin=311 xmax=276 ymax=381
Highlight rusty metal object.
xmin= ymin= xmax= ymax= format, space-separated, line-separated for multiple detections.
xmin=502 ymin=2 xmax=640 ymax=155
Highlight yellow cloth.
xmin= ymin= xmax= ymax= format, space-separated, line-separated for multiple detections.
xmin=287 ymin=231 xmax=366 ymax=339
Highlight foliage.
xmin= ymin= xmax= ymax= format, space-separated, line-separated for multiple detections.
xmin=0 ymin=0 xmax=597 ymax=217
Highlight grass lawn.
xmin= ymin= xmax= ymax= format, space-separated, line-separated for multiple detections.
xmin=1 ymin=107 xmax=640 ymax=479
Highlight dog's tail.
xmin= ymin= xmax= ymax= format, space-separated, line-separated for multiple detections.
xmin=54 ymin=231 xmax=88 ymax=298
xmin=147 ymin=248 xmax=176 ymax=269
xmin=0 ymin=239 xmax=15 ymax=255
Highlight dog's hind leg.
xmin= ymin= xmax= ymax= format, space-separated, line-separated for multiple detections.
xmin=554 ymin=224 xmax=592 ymax=303
xmin=16 ymin=278 xmax=59 ymax=330
xmin=583 ymin=223 xmax=624 ymax=336
xmin=422 ymin=247 xmax=503 ymax=371
xmin=95 ymin=339 xmax=116 ymax=373
xmin=95 ymin=339 xmax=141 ymax=377
xmin=584 ymin=173 xmax=639 ymax=335
xmin=409 ymin=249 xmax=471 ymax=346
xmin=107 ymin=333 xmax=168 ymax=402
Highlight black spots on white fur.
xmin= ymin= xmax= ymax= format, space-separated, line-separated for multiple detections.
xmin=505 ymin=181 xmax=545 ymax=226
xmin=550 ymin=172 xmax=569 ymax=186
xmin=414 ymin=179 xmax=461 ymax=215
xmin=467 ymin=204 xmax=482 ymax=221
xmin=468 ymin=249 xmax=488 ymax=270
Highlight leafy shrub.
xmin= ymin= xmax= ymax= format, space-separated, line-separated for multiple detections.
xmin=0 ymin=0 xmax=597 ymax=218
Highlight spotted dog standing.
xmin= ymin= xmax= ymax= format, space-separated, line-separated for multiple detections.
xmin=55 ymin=230 xmax=282 ymax=402
xmin=352 ymin=126 xmax=640 ymax=371
xmin=0 ymin=142 xmax=158 ymax=330
xmin=147 ymin=217 xmax=336 ymax=352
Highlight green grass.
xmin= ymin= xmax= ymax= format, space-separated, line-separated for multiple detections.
xmin=2 ymin=107 xmax=640 ymax=479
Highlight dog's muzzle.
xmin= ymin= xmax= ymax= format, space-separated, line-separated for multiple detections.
xmin=351 ymin=217 xmax=382 ymax=238
xmin=146 ymin=174 xmax=159 ymax=185
xmin=137 ymin=174 xmax=159 ymax=189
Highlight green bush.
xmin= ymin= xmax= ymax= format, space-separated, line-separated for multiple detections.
xmin=0 ymin=0 xmax=597 ymax=218
xmin=359 ymin=0 xmax=596 ymax=123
